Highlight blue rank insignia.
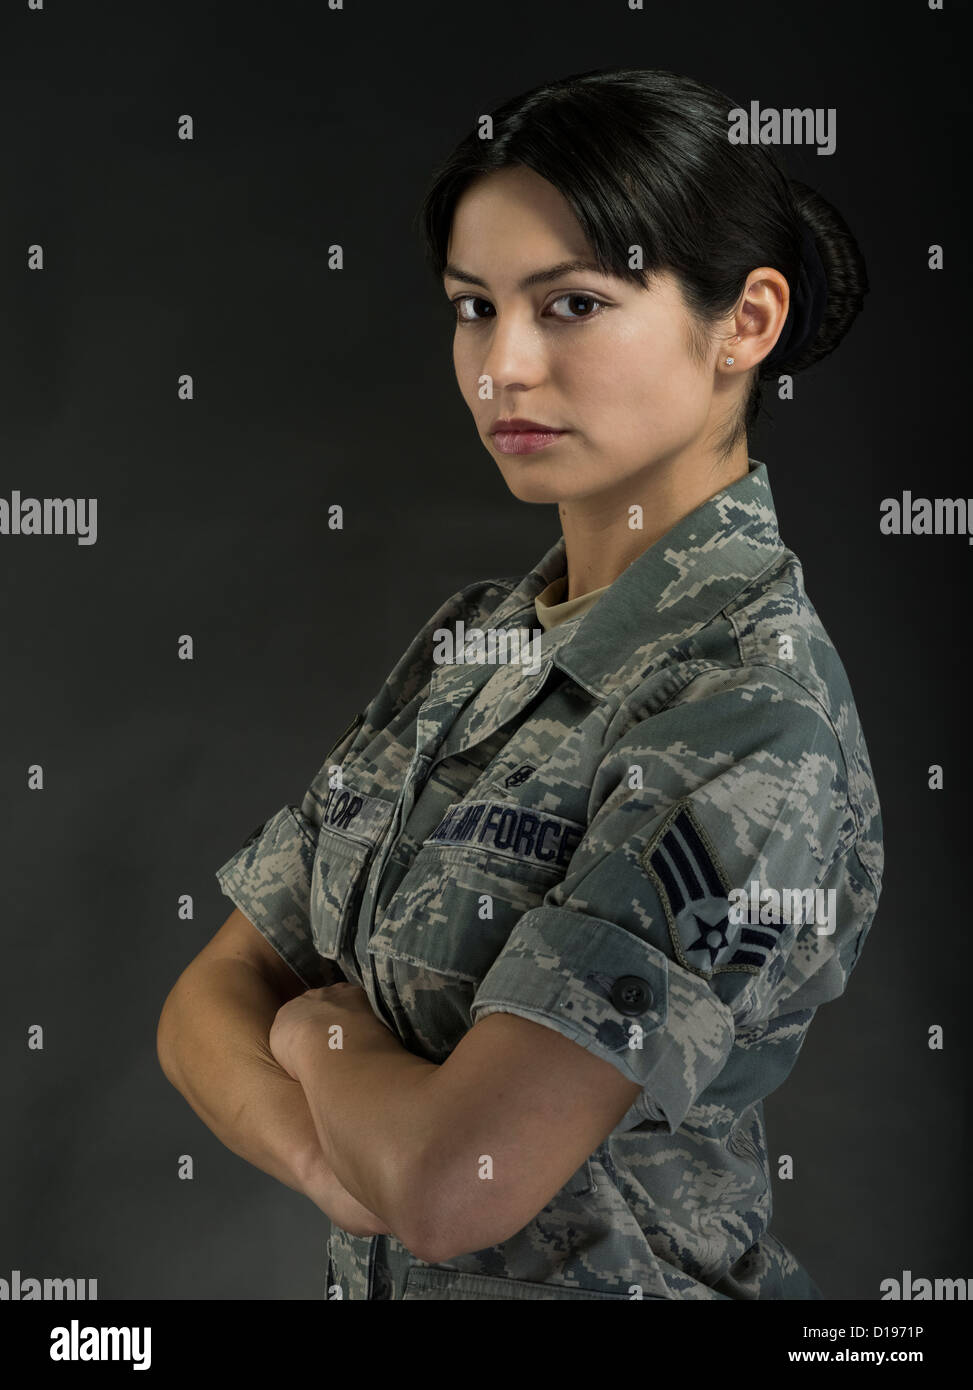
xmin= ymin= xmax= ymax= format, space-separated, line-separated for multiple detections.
xmin=639 ymin=800 xmax=764 ymax=980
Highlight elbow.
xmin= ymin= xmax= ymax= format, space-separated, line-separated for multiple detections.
xmin=395 ymin=1152 xmax=510 ymax=1266
xmin=393 ymin=1170 xmax=443 ymax=1265
xmin=399 ymin=1223 xmax=445 ymax=1268
xmin=393 ymin=1144 xmax=458 ymax=1265
xmin=400 ymin=1210 xmax=462 ymax=1268
xmin=405 ymin=1213 xmax=506 ymax=1268
xmin=155 ymin=987 xmax=180 ymax=1083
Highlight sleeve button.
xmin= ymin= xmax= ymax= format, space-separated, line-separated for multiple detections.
xmin=610 ymin=975 xmax=653 ymax=1015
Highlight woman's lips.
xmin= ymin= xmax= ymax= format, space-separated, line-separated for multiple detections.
xmin=492 ymin=429 xmax=568 ymax=455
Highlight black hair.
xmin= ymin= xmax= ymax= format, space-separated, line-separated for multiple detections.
xmin=415 ymin=66 xmax=868 ymax=461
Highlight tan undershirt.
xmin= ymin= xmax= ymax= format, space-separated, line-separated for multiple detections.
xmin=534 ymin=575 xmax=612 ymax=632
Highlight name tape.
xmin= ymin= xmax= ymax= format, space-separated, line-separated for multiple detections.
xmin=321 ymin=783 xmax=394 ymax=846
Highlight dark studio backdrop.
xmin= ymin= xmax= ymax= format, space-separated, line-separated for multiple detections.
xmin=1 ymin=0 xmax=969 ymax=1304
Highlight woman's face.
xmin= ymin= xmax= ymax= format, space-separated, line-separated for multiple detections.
xmin=443 ymin=165 xmax=733 ymax=506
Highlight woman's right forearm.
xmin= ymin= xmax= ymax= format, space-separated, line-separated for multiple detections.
xmin=156 ymin=955 xmax=391 ymax=1235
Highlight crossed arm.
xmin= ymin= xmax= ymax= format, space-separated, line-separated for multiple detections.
xmin=279 ymin=986 xmax=643 ymax=1265
xmin=158 ymin=909 xmax=642 ymax=1265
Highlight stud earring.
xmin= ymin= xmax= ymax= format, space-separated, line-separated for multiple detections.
xmin=725 ymin=357 xmax=735 ymax=366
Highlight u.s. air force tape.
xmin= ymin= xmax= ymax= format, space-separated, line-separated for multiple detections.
xmin=424 ymin=800 xmax=585 ymax=870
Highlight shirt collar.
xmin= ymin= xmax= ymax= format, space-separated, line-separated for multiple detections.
xmin=490 ymin=458 xmax=786 ymax=700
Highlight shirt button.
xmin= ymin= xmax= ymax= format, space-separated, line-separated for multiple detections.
xmin=610 ymin=975 xmax=654 ymax=1015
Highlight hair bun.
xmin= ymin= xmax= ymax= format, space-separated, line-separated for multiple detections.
xmin=775 ymin=179 xmax=869 ymax=371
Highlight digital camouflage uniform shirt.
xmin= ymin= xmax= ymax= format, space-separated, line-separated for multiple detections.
xmin=215 ymin=459 xmax=883 ymax=1301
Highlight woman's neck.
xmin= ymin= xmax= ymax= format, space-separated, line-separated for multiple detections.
xmin=557 ymin=444 xmax=749 ymax=600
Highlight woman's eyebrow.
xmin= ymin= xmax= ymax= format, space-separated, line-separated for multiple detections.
xmin=442 ymin=259 xmax=607 ymax=291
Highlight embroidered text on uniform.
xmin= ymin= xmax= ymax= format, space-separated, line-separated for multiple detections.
xmin=426 ymin=800 xmax=584 ymax=869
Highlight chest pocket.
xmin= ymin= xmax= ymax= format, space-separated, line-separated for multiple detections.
xmin=369 ymin=797 xmax=587 ymax=981
xmin=310 ymin=780 xmax=394 ymax=961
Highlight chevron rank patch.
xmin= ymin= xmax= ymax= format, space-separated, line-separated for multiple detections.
xmin=639 ymin=800 xmax=773 ymax=981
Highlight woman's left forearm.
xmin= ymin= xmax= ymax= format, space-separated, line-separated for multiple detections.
xmin=291 ymin=1021 xmax=442 ymax=1241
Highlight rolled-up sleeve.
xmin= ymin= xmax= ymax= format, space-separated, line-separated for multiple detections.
xmin=471 ymin=902 xmax=735 ymax=1135
xmin=470 ymin=667 xmax=859 ymax=1135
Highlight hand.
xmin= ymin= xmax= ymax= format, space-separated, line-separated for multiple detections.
xmin=269 ymin=982 xmax=396 ymax=1082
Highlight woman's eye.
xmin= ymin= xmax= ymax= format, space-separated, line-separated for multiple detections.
xmin=450 ymin=293 xmax=607 ymax=324
xmin=453 ymin=296 xmax=494 ymax=323
xmin=548 ymin=293 xmax=606 ymax=320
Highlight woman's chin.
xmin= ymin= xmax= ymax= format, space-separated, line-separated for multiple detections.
xmin=502 ymin=481 xmax=567 ymax=505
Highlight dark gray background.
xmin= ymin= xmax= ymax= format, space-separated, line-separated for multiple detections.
xmin=1 ymin=0 xmax=968 ymax=1300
